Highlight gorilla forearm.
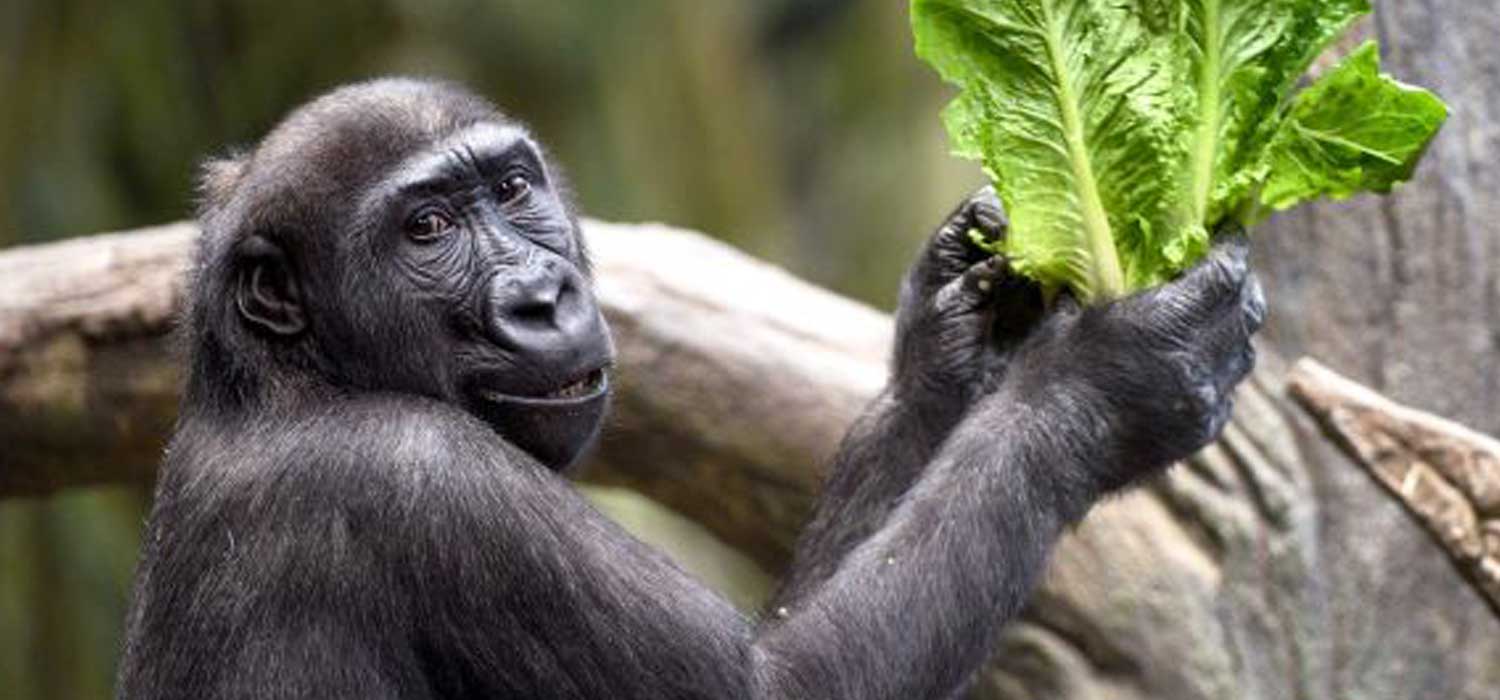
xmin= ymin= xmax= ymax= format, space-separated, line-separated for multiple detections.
xmin=768 ymin=387 xmax=958 ymax=608
xmin=770 ymin=192 xmax=1014 ymax=610
xmin=404 ymin=395 xmax=1077 ymax=700
xmin=753 ymin=401 xmax=1072 ymax=700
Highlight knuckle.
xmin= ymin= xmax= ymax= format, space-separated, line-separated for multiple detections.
xmin=1163 ymin=350 xmax=1218 ymax=412
xmin=970 ymin=198 xmax=1007 ymax=232
xmin=1243 ymin=275 xmax=1267 ymax=330
xmin=964 ymin=257 xmax=1003 ymax=289
xmin=1231 ymin=344 xmax=1257 ymax=382
xmin=1195 ymin=397 xmax=1234 ymax=445
xmin=932 ymin=223 xmax=965 ymax=251
xmin=1205 ymin=254 xmax=1246 ymax=293
xmin=966 ymin=185 xmax=1000 ymax=210
xmin=1172 ymin=377 xmax=1230 ymax=445
xmin=1169 ymin=381 xmax=1217 ymax=418
xmin=1221 ymin=242 xmax=1250 ymax=279
xmin=1117 ymin=295 xmax=1191 ymax=345
xmin=935 ymin=278 xmax=982 ymax=316
xmin=1183 ymin=241 xmax=1248 ymax=294
xmin=1214 ymin=233 xmax=1250 ymax=260
xmin=932 ymin=283 xmax=962 ymax=312
xmin=1212 ymin=395 xmax=1236 ymax=432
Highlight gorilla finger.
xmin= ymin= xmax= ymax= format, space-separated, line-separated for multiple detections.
xmin=1203 ymin=396 xmax=1236 ymax=445
xmin=966 ymin=186 xmax=1008 ymax=247
xmin=1051 ymin=289 xmax=1084 ymax=317
xmin=1208 ymin=233 xmax=1251 ymax=274
xmin=1242 ymin=272 xmax=1267 ymax=334
xmin=1224 ymin=343 xmax=1256 ymax=389
xmin=936 ymin=187 xmax=1007 ymax=254
xmin=969 ymin=256 xmax=1010 ymax=296
xmin=989 ymin=268 xmax=1047 ymax=344
xmin=1153 ymin=236 xmax=1250 ymax=323
xmin=936 ymin=257 xmax=1006 ymax=314
xmin=912 ymin=194 xmax=1001 ymax=297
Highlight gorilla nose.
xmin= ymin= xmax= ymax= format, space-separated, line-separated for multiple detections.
xmin=486 ymin=260 xmax=601 ymax=356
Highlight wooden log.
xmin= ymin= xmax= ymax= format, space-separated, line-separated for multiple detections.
xmin=0 ymin=223 xmax=194 ymax=493
xmin=1289 ymin=358 xmax=1500 ymax=613
xmin=0 ymin=220 xmax=893 ymax=566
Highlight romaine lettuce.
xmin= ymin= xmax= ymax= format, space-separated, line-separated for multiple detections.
xmin=912 ymin=0 xmax=1448 ymax=302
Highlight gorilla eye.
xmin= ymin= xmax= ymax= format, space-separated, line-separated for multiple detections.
xmin=498 ymin=174 xmax=532 ymax=204
xmin=408 ymin=210 xmax=455 ymax=242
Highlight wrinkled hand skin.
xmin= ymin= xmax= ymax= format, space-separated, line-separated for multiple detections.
xmin=776 ymin=192 xmax=1263 ymax=607
xmin=891 ymin=186 xmax=1042 ymax=426
xmin=895 ymin=188 xmax=1264 ymax=498
xmin=985 ymin=234 xmax=1266 ymax=504
xmin=764 ymin=194 xmax=1264 ymax=700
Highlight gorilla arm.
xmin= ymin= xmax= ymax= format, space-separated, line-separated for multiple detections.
xmin=382 ymin=391 xmax=1061 ymax=700
xmin=386 ymin=243 xmax=1262 ymax=700
xmin=770 ymin=189 xmax=1022 ymax=607
xmin=403 ymin=394 xmax=1065 ymax=700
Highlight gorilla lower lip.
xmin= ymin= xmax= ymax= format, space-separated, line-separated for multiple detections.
xmin=481 ymin=368 xmax=608 ymax=405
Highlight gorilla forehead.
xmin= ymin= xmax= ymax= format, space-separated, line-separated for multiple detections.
xmin=247 ymin=78 xmax=516 ymax=203
xmin=382 ymin=121 xmax=538 ymax=195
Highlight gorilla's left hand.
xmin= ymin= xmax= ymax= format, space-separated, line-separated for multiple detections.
xmin=891 ymin=187 xmax=1041 ymax=419
xmin=986 ymin=236 xmax=1265 ymax=495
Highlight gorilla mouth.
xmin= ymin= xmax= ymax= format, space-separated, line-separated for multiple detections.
xmin=465 ymin=364 xmax=611 ymax=472
xmin=549 ymin=370 xmax=605 ymax=399
xmin=480 ymin=367 xmax=609 ymax=405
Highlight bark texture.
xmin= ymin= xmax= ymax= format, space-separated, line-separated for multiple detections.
xmin=1256 ymin=4 xmax=1500 ymax=436
xmin=2 ymin=220 xmax=1497 ymax=699
xmin=1289 ymin=359 xmax=1500 ymax=614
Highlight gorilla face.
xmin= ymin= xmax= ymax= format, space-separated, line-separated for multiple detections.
xmin=223 ymin=89 xmax=614 ymax=472
xmin=375 ymin=121 xmax=614 ymax=471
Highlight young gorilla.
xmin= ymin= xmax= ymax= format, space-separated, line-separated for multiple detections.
xmin=117 ymin=79 xmax=1263 ymax=700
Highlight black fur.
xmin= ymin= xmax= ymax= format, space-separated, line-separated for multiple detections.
xmin=116 ymin=79 xmax=1262 ymax=700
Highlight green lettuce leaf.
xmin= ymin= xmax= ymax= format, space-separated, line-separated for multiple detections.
xmin=1257 ymin=42 xmax=1449 ymax=213
xmin=913 ymin=0 xmax=1448 ymax=303
xmin=913 ymin=0 xmax=1186 ymax=300
xmin=1175 ymin=0 xmax=1369 ymax=227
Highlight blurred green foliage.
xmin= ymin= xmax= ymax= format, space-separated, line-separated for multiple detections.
xmin=0 ymin=488 xmax=144 ymax=699
xmin=0 ymin=1 xmax=982 ymax=697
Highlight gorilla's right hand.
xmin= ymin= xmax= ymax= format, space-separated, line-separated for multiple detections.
xmin=976 ymin=237 xmax=1265 ymax=499
xmin=891 ymin=187 xmax=1039 ymax=421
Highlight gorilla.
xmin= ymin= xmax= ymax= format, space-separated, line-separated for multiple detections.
xmin=116 ymin=78 xmax=1262 ymax=700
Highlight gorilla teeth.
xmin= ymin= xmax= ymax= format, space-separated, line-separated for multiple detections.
xmin=545 ymin=370 xmax=603 ymax=399
xmin=553 ymin=381 xmax=586 ymax=398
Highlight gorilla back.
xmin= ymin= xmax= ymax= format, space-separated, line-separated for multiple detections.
xmin=118 ymin=78 xmax=1261 ymax=700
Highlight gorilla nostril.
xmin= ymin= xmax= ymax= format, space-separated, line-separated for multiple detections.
xmin=512 ymin=300 xmax=554 ymax=325
xmin=556 ymin=278 xmax=579 ymax=308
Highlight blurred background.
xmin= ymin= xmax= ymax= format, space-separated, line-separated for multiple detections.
xmin=0 ymin=1 xmax=982 ymax=697
xmin=6 ymin=1 xmax=1499 ymax=698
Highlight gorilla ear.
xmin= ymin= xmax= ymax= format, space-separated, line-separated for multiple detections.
xmin=234 ymin=236 xmax=307 ymax=336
